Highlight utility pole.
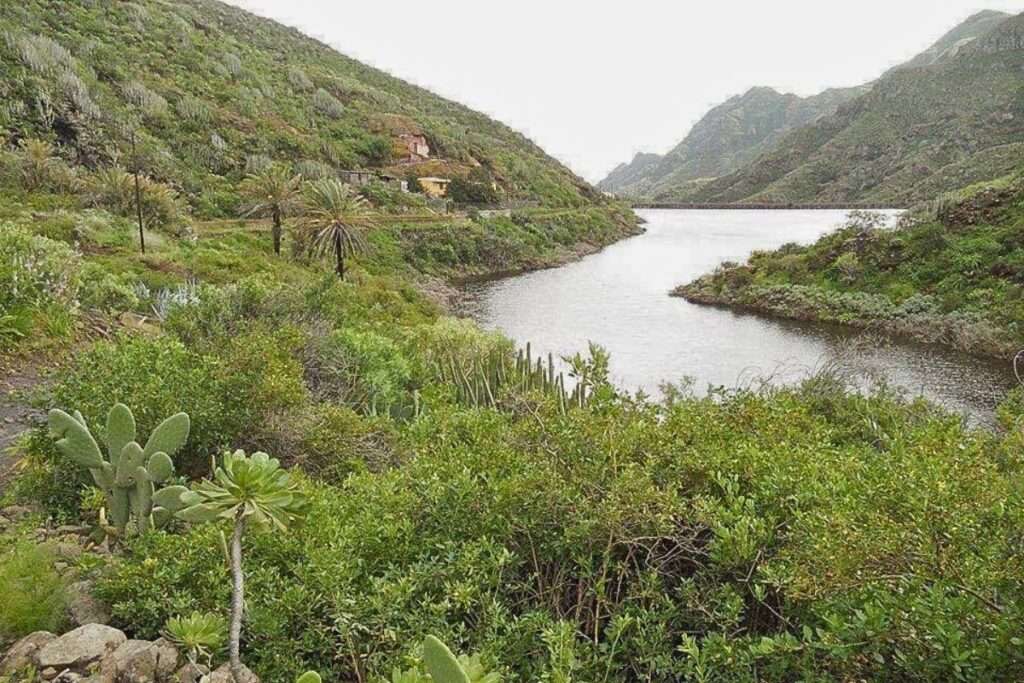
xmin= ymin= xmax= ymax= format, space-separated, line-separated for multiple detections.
xmin=131 ymin=130 xmax=146 ymax=255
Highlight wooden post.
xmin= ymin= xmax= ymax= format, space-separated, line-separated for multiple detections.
xmin=131 ymin=130 xmax=146 ymax=255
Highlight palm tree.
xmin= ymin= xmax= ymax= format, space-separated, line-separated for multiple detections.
xmin=177 ymin=450 xmax=309 ymax=682
xmin=299 ymin=178 xmax=373 ymax=279
xmin=238 ymin=164 xmax=303 ymax=255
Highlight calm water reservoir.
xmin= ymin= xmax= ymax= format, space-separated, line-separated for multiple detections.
xmin=463 ymin=209 xmax=1016 ymax=424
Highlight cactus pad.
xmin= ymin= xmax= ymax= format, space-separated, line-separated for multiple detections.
xmin=48 ymin=409 xmax=104 ymax=469
xmin=48 ymin=404 xmax=191 ymax=537
xmin=423 ymin=635 xmax=470 ymax=683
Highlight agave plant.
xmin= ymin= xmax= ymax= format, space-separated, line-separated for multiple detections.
xmin=163 ymin=611 xmax=226 ymax=667
xmin=299 ymin=178 xmax=373 ymax=280
xmin=87 ymin=166 xmax=135 ymax=214
xmin=177 ymin=450 xmax=309 ymax=681
xmin=87 ymin=165 xmax=182 ymax=231
xmin=18 ymin=138 xmax=58 ymax=190
xmin=238 ymin=164 xmax=303 ymax=255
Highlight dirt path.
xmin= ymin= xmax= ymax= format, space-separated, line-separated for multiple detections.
xmin=0 ymin=359 xmax=47 ymax=493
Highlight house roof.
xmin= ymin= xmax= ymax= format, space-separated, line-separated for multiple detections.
xmin=418 ymin=177 xmax=450 ymax=183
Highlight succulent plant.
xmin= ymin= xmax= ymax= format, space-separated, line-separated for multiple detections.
xmin=163 ymin=611 xmax=226 ymax=666
xmin=422 ymin=636 xmax=500 ymax=683
xmin=176 ymin=449 xmax=309 ymax=680
xmin=434 ymin=341 xmax=594 ymax=415
xmin=423 ymin=636 xmax=471 ymax=683
xmin=48 ymin=403 xmax=191 ymax=536
xmin=295 ymin=673 xmax=321 ymax=683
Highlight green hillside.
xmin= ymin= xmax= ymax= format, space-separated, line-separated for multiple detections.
xmin=0 ymin=0 xmax=600 ymax=212
xmin=678 ymin=13 xmax=1024 ymax=205
xmin=2 ymin=4 xmax=1024 ymax=683
xmin=599 ymin=85 xmax=865 ymax=197
xmin=676 ymin=169 xmax=1024 ymax=357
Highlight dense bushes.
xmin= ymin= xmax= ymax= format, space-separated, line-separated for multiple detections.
xmin=85 ymin=167 xmax=186 ymax=233
xmin=94 ymin=374 xmax=1024 ymax=681
xmin=394 ymin=207 xmax=636 ymax=276
xmin=6 ymin=186 xmax=1021 ymax=681
xmin=448 ymin=171 xmax=501 ymax=206
xmin=17 ymin=335 xmax=243 ymax=514
xmin=7 ymin=202 xmax=1014 ymax=680
xmin=0 ymin=224 xmax=80 ymax=313
xmin=0 ymin=224 xmax=81 ymax=347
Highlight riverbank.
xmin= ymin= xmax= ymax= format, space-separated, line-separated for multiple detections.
xmin=674 ymin=280 xmax=1018 ymax=359
xmin=671 ymin=184 xmax=1024 ymax=361
xmin=398 ymin=205 xmax=643 ymax=310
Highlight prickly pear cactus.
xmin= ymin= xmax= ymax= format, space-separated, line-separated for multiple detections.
xmin=295 ymin=673 xmax=321 ymax=683
xmin=48 ymin=403 xmax=191 ymax=536
xmin=423 ymin=636 xmax=471 ymax=683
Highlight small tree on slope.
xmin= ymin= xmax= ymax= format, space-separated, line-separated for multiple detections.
xmin=177 ymin=450 xmax=309 ymax=682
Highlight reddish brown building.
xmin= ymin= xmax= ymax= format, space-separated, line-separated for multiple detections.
xmin=399 ymin=133 xmax=430 ymax=162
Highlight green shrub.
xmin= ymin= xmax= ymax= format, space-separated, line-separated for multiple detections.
xmin=97 ymin=383 xmax=1024 ymax=682
xmin=78 ymin=263 xmax=140 ymax=313
xmin=447 ymin=173 xmax=500 ymax=207
xmin=12 ymin=139 xmax=77 ymax=193
xmin=0 ymin=224 xmax=80 ymax=314
xmin=0 ymin=309 xmax=32 ymax=350
xmin=293 ymin=404 xmax=399 ymax=481
xmin=312 ymin=88 xmax=344 ymax=119
xmin=18 ymin=335 xmax=248 ymax=517
xmin=0 ymin=540 xmax=67 ymax=639
xmin=308 ymin=328 xmax=412 ymax=416
xmin=85 ymin=167 xmax=186 ymax=232
xmin=217 ymin=323 xmax=309 ymax=418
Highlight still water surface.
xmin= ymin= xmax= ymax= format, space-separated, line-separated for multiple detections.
xmin=463 ymin=209 xmax=1016 ymax=425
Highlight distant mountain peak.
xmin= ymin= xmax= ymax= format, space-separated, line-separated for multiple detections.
xmin=599 ymin=85 xmax=859 ymax=195
xmin=887 ymin=9 xmax=1011 ymax=73
xmin=600 ymin=9 xmax=1017 ymax=199
xmin=680 ymin=10 xmax=1024 ymax=205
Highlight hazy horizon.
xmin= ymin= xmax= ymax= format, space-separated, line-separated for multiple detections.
xmin=224 ymin=1 xmax=1024 ymax=182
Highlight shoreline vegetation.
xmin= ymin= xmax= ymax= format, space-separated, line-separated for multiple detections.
xmin=673 ymin=176 xmax=1024 ymax=360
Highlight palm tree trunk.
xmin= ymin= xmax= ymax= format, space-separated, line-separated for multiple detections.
xmin=271 ymin=208 xmax=282 ymax=256
xmin=229 ymin=509 xmax=247 ymax=681
xmin=334 ymin=232 xmax=345 ymax=280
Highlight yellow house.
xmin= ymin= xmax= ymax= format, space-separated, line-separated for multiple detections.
xmin=417 ymin=177 xmax=451 ymax=198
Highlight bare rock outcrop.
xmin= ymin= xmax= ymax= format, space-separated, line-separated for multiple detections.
xmin=35 ymin=624 xmax=127 ymax=672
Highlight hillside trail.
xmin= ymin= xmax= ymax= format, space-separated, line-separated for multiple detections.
xmin=0 ymin=357 xmax=48 ymax=494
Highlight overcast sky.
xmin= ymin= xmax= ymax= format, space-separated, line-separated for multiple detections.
xmin=225 ymin=1 xmax=1024 ymax=182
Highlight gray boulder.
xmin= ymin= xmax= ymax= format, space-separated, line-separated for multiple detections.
xmin=173 ymin=661 xmax=209 ymax=683
xmin=207 ymin=663 xmax=259 ymax=682
xmin=54 ymin=672 xmax=88 ymax=682
xmin=99 ymin=637 xmax=178 ymax=683
xmin=36 ymin=624 xmax=127 ymax=672
xmin=1 ymin=631 xmax=56 ymax=674
xmin=67 ymin=580 xmax=111 ymax=627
